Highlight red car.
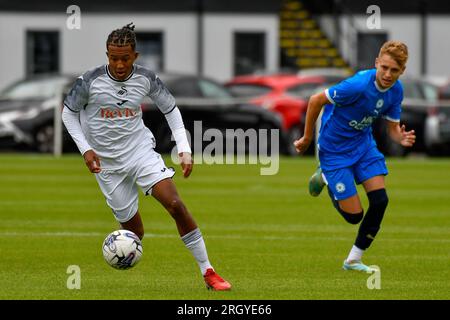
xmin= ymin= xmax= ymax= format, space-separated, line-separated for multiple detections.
xmin=225 ymin=74 xmax=334 ymax=155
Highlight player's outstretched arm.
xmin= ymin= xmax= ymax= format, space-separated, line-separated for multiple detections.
xmin=294 ymin=91 xmax=330 ymax=154
xmin=386 ymin=121 xmax=416 ymax=147
xmin=62 ymin=106 xmax=100 ymax=173
xmin=163 ymin=107 xmax=192 ymax=177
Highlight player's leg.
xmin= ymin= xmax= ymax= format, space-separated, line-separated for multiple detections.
xmin=95 ymin=170 xmax=143 ymax=238
xmin=136 ymin=151 xmax=230 ymax=290
xmin=342 ymin=175 xmax=387 ymax=272
xmin=151 ymin=178 xmax=231 ymax=290
xmin=151 ymin=178 xmax=197 ymax=236
xmin=322 ymin=167 xmax=376 ymax=272
xmin=354 ymin=148 xmax=389 ymax=250
xmin=356 ymin=175 xmax=388 ymax=251
xmin=120 ymin=210 xmax=144 ymax=240
xmin=343 ymin=148 xmax=389 ymax=272
xmin=323 ymin=167 xmax=364 ymax=224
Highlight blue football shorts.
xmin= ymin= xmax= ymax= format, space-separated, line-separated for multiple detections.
xmin=321 ymin=147 xmax=388 ymax=200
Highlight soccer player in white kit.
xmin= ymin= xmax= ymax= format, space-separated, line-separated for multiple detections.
xmin=62 ymin=23 xmax=231 ymax=291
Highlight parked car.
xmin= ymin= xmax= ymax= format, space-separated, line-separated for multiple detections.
xmin=225 ymin=73 xmax=343 ymax=155
xmin=0 ymin=74 xmax=77 ymax=153
xmin=298 ymin=67 xmax=353 ymax=84
xmin=0 ymin=73 xmax=287 ymax=156
xmin=422 ymin=79 xmax=450 ymax=155
xmin=439 ymin=80 xmax=450 ymax=100
xmin=140 ymin=73 xmax=288 ymax=156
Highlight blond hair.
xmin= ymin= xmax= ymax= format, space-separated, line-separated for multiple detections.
xmin=379 ymin=41 xmax=408 ymax=68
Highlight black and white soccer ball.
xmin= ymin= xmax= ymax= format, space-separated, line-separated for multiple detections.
xmin=102 ymin=230 xmax=143 ymax=270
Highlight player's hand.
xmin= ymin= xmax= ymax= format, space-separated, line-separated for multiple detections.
xmin=179 ymin=152 xmax=193 ymax=178
xmin=83 ymin=149 xmax=101 ymax=173
xmin=293 ymin=136 xmax=313 ymax=154
xmin=399 ymin=124 xmax=416 ymax=147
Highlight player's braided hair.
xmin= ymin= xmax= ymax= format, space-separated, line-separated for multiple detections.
xmin=106 ymin=23 xmax=137 ymax=50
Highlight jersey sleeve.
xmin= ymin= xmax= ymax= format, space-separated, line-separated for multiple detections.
xmin=164 ymin=107 xmax=192 ymax=154
xmin=148 ymin=75 xmax=177 ymax=114
xmin=324 ymin=72 xmax=367 ymax=106
xmin=382 ymin=85 xmax=403 ymax=122
xmin=63 ymin=75 xmax=89 ymax=112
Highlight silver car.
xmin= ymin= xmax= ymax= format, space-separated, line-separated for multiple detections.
xmin=0 ymin=74 xmax=76 ymax=152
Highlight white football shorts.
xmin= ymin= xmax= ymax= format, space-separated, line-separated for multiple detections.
xmin=95 ymin=150 xmax=175 ymax=223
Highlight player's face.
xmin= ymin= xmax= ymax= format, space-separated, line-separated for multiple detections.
xmin=375 ymin=54 xmax=405 ymax=89
xmin=107 ymin=45 xmax=139 ymax=80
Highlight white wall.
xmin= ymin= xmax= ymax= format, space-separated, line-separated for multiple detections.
xmin=427 ymin=15 xmax=450 ymax=77
xmin=0 ymin=12 xmax=278 ymax=90
xmin=203 ymin=14 xmax=279 ymax=82
xmin=319 ymin=14 xmax=450 ymax=78
xmin=0 ymin=12 xmax=198 ymax=91
xmin=3 ymin=11 xmax=447 ymax=92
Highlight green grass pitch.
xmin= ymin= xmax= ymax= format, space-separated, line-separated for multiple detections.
xmin=0 ymin=154 xmax=449 ymax=300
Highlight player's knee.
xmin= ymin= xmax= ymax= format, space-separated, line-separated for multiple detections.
xmin=167 ymin=197 xmax=187 ymax=217
xmin=368 ymin=188 xmax=389 ymax=210
xmin=340 ymin=210 xmax=364 ymax=224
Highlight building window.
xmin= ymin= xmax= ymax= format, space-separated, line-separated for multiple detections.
xmin=234 ymin=32 xmax=266 ymax=76
xmin=26 ymin=31 xmax=59 ymax=75
xmin=135 ymin=32 xmax=164 ymax=71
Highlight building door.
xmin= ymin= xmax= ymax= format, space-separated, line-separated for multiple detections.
xmin=234 ymin=32 xmax=266 ymax=76
xmin=26 ymin=31 xmax=59 ymax=75
xmin=135 ymin=32 xmax=164 ymax=71
xmin=357 ymin=32 xmax=388 ymax=71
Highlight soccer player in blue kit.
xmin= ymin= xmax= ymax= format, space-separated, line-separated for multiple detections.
xmin=294 ymin=41 xmax=416 ymax=272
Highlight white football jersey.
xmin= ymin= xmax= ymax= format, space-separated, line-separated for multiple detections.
xmin=64 ymin=64 xmax=177 ymax=169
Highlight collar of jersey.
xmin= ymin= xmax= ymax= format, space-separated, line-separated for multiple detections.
xmin=106 ymin=65 xmax=135 ymax=82
xmin=373 ymin=80 xmax=394 ymax=93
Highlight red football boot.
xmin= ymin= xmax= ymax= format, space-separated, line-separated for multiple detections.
xmin=203 ymin=268 xmax=232 ymax=291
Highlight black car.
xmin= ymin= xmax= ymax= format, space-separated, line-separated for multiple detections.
xmin=0 ymin=73 xmax=287 ymax=156
xmin=0 ymin=74 xmax=78 ymax=153
xmin=141 ymin=73 xmax=288 ymax=156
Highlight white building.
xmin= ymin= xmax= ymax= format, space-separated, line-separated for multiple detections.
xmin=1 ymin=0 xmax=449 ymax=91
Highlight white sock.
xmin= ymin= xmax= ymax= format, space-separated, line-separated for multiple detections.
xmin=346 ymin=245 xmax=364 ymax=263
xmin=181 ymin=228 xmax=213 ymax=275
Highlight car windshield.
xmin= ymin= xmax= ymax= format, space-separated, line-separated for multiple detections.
xmin=198 ymin=79 xmax=234 ymax=101
xmin=422 ymin=83 xmax=439 ymax=102
xmin=402 ymin=79 xmax=438 ymax=102
xmin=226 ymin=84 xmax=272 ymax=97
xmin=286 ymin=82 xmax=324 ymax=98
xmin=0 ymin=77 xmax=70 ymax=100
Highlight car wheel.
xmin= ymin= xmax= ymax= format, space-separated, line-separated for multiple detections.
xmin=35 ymin=124 xmax=54 ymax=153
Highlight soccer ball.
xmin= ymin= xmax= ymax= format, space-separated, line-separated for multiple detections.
xmin=102 ymin=230 xmax=143 ymax=269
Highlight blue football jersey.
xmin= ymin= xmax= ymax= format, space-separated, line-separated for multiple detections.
xmin=318 ymin=69 xmax=403 ymax=163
